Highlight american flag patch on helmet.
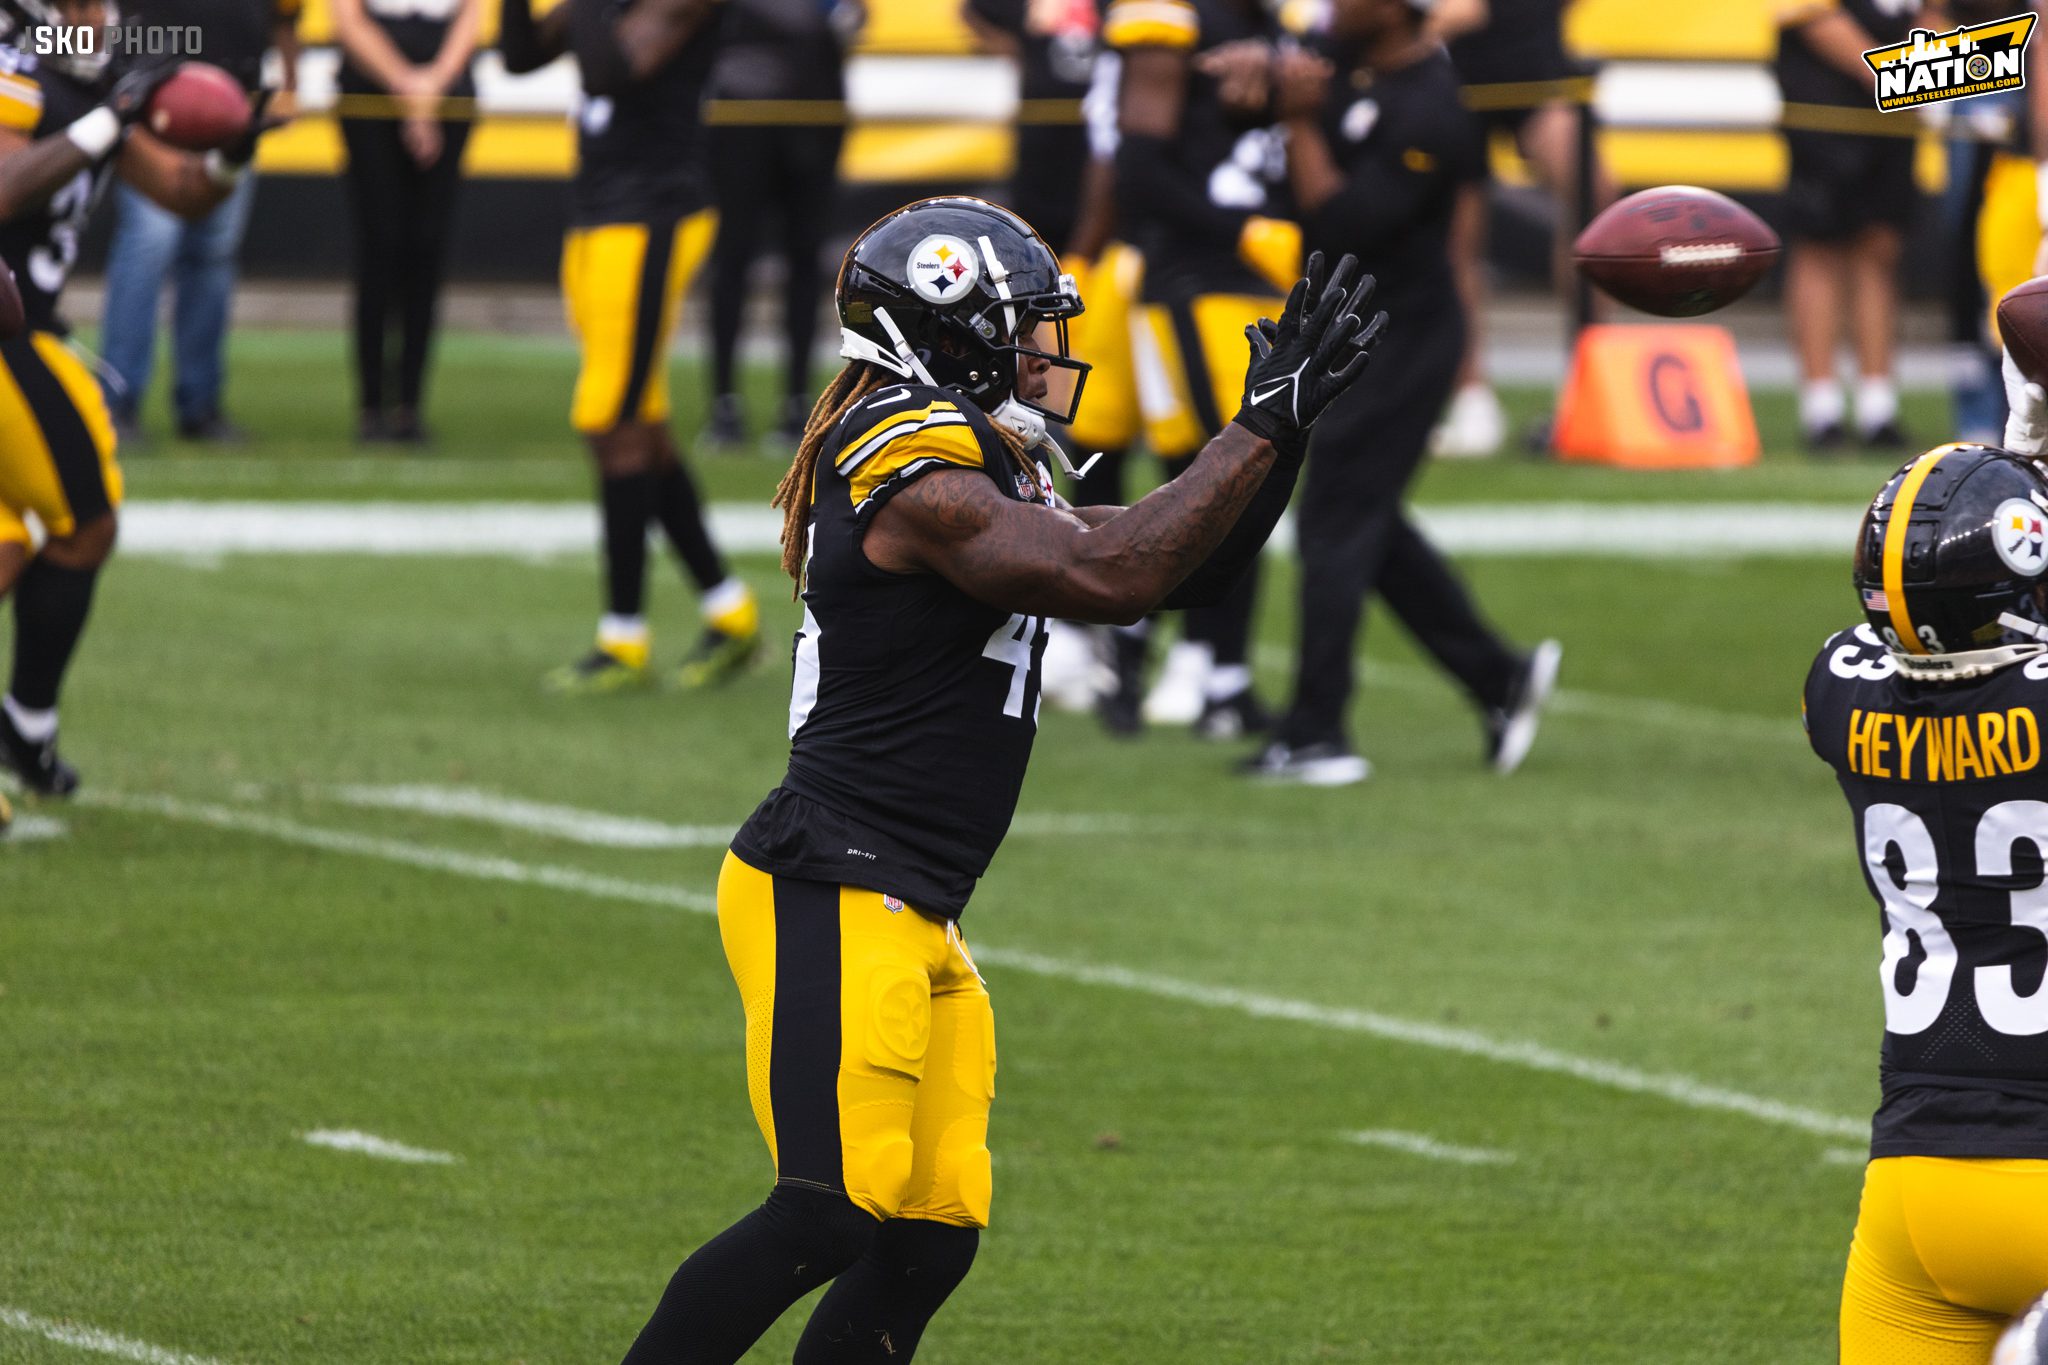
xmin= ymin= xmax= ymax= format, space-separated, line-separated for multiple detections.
xmin=1862 ymin=587 xmax=1889 ymax=612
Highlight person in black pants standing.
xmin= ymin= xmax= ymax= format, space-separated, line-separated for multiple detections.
xmin=1238 ymin=0 xmax=1559 ymax=786
xmin=699 ymin=0 xmax=855 ymax=452
xmin=332 ymin=0 xmax=479 ymax=443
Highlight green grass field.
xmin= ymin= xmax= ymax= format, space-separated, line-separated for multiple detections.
xmin=0 ymin=333 xmax=1955 ymax=1363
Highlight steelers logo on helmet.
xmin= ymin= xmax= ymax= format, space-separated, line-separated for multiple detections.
xmin=1994 ymin=497 xmax=2048 ymax=576
xmin=907 ymin=234 xmax=981 ymax=306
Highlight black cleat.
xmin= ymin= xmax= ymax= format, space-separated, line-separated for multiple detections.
xmin=1803 ymin=421 xmax=1847 ymax=453
xmin=1097 ymin=630 xmax=1147 ymax=738
xmin=1860 ymin=420 xmax=1910 ymax=452
xmin=702 ymin=393 xmax=748 ymax=454
xmin=1237 ymin=739 xmax=1370 ymax=786
xmin=1484 ymin=639 xmax=1563 ymax=775
xmin=0 ymin=708 xmax=79 ymax=796
xmin=1194 ymin=687 xmax=1271 ymax=742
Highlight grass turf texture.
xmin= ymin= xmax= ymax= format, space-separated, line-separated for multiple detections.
xmin=3 ymin=331 xmax=1934 ymax=1362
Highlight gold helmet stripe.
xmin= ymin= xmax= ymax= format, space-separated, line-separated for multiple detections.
xmin=1882 ymin=444 xmax=1963 ymax=655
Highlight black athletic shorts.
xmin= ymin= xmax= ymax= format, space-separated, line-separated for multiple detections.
xmin=1783 ymin=128 xmax=1917 ymax=241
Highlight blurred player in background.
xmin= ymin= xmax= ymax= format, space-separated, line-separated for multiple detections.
xmin=1433 ymin=0 xmax=1612 ymax=458
xmin=965 ymin=0 xmax=1153 ymax=732
xmin=615 ymin=199 xmax=1382 ymax=1364
xmin=1805 ymin=426 xmax=2048 ymax=1360
xmin=97 ymin=0 xmax=298 ymax=446
xmin=0 ymin=4 xmax=269 ymax=794
xmin=1231 ymin=0 xmax=1555 ymax=783
xmin=500 ymin=0 xmax=761 ymax=695
xmin=332 ymin=0 xmax=478 ymax=445
xmin=1775 ymin=0 xmax=1924 ymax=451
xmin=700 ymin=0 xmax=855 ymax=453
xmin=1108 ymin=0 xmax=1298 ymax=738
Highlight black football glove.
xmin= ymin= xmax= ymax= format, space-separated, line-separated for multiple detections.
xmin=105 ymin=59 xmax=183 ymax=129
xmin=218 ymin=88 xmax=277 ymax=170
xmin=1230 ymin=251 xmax=1388 ymax=453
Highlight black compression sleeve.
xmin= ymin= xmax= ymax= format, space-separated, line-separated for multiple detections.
xmin=569 ymin=0 xmax=632 ymax=94
xmin=496 ymin=0 xmax=552 ymax=73
xmin=1158 ymin=432 xmax=1304 ymax=610
xmin=1116 ymin=132 xmax=1248 ymax=253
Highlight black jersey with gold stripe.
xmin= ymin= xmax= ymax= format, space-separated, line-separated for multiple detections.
xmin=1104 ymin=0 xmax=1287 ymax=302
xmin=1805 ymin=625 xmax=2048 ymax=1158
xmin=0 ymin=47 xmax=116 ymax=332
xmin=731 ymin=382 xmax=1056 ymax=918
xmin=572 ymin=0 xmax=722 ymax=226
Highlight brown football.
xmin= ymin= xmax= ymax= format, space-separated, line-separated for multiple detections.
xmin=1573 ymin=186 xmax=1781 ymax=318
xmin=144 ymin=63 xmax=251 ymax=153
xmin=1997 ymin=277 xmax=2048 ymax=385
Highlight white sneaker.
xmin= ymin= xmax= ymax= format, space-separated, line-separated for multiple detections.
xmin=1430 ymin=383 xmax=1507 ymax=460
xmin=1486 ymin=639 xmax=1562 ymax=775
xmin=1142 ymin=639 xmax=1212 ymax=726
xmin=1040 ymin=621 xmax=1113 ymax=714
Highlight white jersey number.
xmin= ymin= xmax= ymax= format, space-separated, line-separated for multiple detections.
xmin=28 ymin=168 xmax=92 ymax=298
xmin=1862 ymin=800 xmax=2048 ymax=1036
xmin=982 ymin=612 xmax=1046 ymax=722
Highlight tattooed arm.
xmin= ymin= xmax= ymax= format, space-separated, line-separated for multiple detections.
xmin=865 ymin=424 xmax=1284 ymax=625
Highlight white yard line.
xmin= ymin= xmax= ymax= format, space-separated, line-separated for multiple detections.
xmin=325 ymin=784 xmax=1138 ymax=847
xmin=113 ymin=501 xmax=1860 ymax=560
xmin=86 ymin=792 xmax=1865 ymax=1142
xmin=3 ymin=815 xmax=68 ymax=842
xmin=302 ymin=1129 xmax=458 ymax=1165
xmin=329 ymin=785 xmax=736 ymax=849
xmin=1821 ymin=1146 xmax=1869 ymax=1166
xmin=78 ymin=793 xmax=712 ymax=914
xmin=0 ymin=1307 xmax=226 ymax=1365
xmin=1341 ymin=1129 xmax=1517 ymax=1166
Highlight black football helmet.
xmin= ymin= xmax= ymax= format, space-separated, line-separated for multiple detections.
xmin=837 ymin=197 xmax=1089 ymax=445
xmin=1853 ymin=443 xmax=2048 ymax=679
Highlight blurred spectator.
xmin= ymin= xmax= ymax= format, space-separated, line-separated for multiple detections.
xmin=961 ymin=0 xmax=1096 ymax=252
xmin=332 ymin=0 xmax=480 ymax=443
xmin=1241 ymin=0 xmax=1556 ymax=784
xmin=1435 ymin=0 xmax=1612 ymax=458
xmin=1775 ymin=0 xmax=1924 ymax=450
xmin=97 ymin=0 xmax=301 ymax=444
xmin=700 ymin=0 xmax=858 ymax=453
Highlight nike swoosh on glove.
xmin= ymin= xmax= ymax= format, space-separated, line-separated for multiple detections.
xmin=1229 ymin=250 xmax=1389 ymax=457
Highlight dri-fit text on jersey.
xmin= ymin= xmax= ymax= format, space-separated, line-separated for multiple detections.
xmin=1846 ymin=706 xmax=2043 ymax=780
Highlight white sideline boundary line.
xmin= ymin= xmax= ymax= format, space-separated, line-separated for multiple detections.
xmin=113 ymin=501 xmax=1862 ymax=561
xmin=324 ymin=784 xmax=1139 ymax=847
xmin=1342 ymin=1130 xmax=1517 ymax=1166
xmin=0 ymin=1307 xmax=226 ymax=1365
xmin=80 ymin=793 xmax=713 ymax=913
xmin=3 ymin=814 xmax=68 ymax=842
xmin=83 ymin=791 xmax=1866 ymax=1142
xmin=302 ymin=1129 xmax=458 ymax=1165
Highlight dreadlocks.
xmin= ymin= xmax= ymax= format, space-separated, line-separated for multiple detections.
xmin=772 ymin=364 xmax=1042 ymax=590
xmin=774 ymin=363 xmax=886 ymax=586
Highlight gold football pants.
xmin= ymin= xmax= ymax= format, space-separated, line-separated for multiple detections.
xmin=0 ymin=331 xmax=121 ymax=549
xmin=561 ymin=210 xmax=719 ymax=434
xmin=1840 ymin=1155 xmax=2048 ymax=1363
xmin=1130 ymin=292 xmax=1285 ymax=459
xmin=717 ymin=851 xmax=996 ymax=1227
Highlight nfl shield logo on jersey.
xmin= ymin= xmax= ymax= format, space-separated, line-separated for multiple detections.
xmin=882 ymin=894 xmax=907 ymax=914
xmin=907 ymin=235 xmax=981 ymax=305
xmin=1994 ymin=498 xmax=2048 ymax=575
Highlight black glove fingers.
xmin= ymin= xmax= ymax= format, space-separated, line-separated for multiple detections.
xmin=1306 ymin=254 xmax=1355 ymax=338
xmin=1341 ymin=272 xmax=1377 ymax=326
xmin=1329 ymin=311 xmax=1390 ymax=384
xmin=1244 ymin=322 xmax=1273 ymax=360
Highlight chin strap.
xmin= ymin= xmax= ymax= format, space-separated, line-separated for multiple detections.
xmin=1889 ymin=619 xmax=2048 ymax=680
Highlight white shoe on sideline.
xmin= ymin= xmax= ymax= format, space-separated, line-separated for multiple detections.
xmin=1143 ymin=640 xmax=1212 ymax=726
xmin=1431 ymin=383 xmax=1507 ymax=460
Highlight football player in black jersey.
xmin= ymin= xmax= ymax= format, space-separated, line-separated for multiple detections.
xmin=613 ymin=197 xmax=1384 ymax=1363
xmin=1107 ymin=0 xmax=1299 ymax=737
xmin=1805 ymin=434 xmax=2048 ymax=1360
xmin=0 ymin=1 xmax=268 ymax=795
xmin=499 ymin=0 xmax=762 ymax=697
